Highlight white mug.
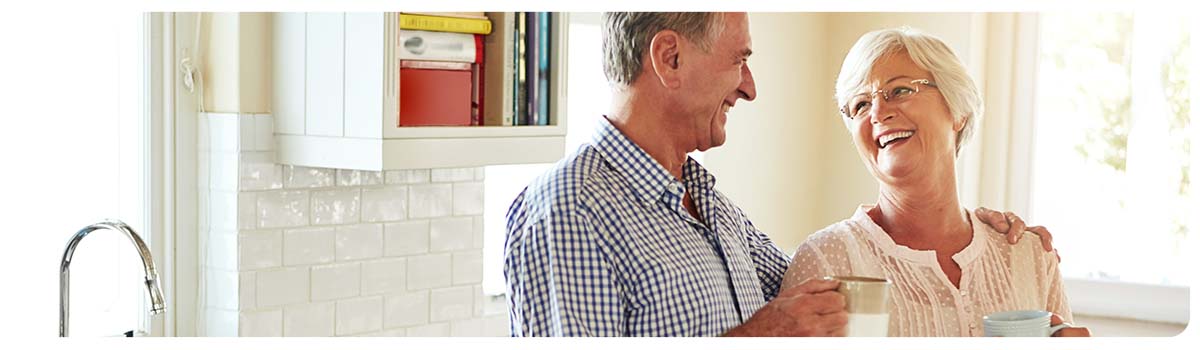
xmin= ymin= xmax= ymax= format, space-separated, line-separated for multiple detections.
xmin=828 ymin=276 xmax=891 ymax=337
xmin=982 ymin=310 xmax=1070 ymax=337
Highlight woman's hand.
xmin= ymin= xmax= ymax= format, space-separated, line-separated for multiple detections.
xmin=1050 ymin=313 xmax=1091 ymax=337
xmin=974 ymin=207 xmax=1057 ymax=257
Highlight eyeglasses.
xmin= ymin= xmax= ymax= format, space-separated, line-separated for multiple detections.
xmin=840 ymin=79 xmax=939 ymax=120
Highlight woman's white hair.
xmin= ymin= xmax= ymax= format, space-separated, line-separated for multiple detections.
xmin=834 ymin=27 xmax=983 ymax=156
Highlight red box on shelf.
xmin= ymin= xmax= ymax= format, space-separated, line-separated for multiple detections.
xmin=398 ymin=67 xmax=473 ymax=126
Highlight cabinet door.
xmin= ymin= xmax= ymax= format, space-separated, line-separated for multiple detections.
xmin=305 ymin=12 xmax=346 ymax=137
xmin=273 ymin=13 xmax=306 ymax=135
xmin=344 ymin=13 xmax=384 ymax=138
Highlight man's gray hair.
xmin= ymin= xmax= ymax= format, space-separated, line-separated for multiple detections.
xmin=602 ymin=12 xmax=724 ymax=87
xmin=835 ymin=27 xmax=984 ymax=156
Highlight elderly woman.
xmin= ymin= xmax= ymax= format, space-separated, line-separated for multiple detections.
xmin=781 ymin=27 xmax=1090 ymax=337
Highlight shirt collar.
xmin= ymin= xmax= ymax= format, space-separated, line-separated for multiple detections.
xmin=850 ymin=204 xmax=987 ymax=265
xmin=590 ymin=116 xmax=716 ymax=206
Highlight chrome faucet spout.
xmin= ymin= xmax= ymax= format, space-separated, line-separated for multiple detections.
xmin=59 ymin=220 xmax=165 ymax=337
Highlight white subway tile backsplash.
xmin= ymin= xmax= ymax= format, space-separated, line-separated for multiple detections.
xmin=337 ymin=169 xmax=383 ymax=187
xmin=285 ymin=165 xmax=335 ymax=188
xmin=406 ymin=322 xmax=449 ymax=337
xmin=430 ymin=217 xmax=473 ymax=252
xmin=239 ymin=309 xmax=283 ymax=337
xmin=205 ymin=309 xmax=238 ymax=336
xmin=255 ymin=114 xmax=275 ymax=151
xmin=203 ymin=115 xmax=493 ymax=338
xmin=211 ymin=190 xmax=239 ymax=231
xmin=312 ymin=262 xmax=361 ymax=301
xmin=361 ymin=171 xmax=383 ymax=186
xmin=361 ymin=186 xmax=408 ymax=222
xmin=284 ymin=301 xmax=335 ymax=336
xmin=198 ymin=113 xmax=211 ymax=151
xmin=311 ymin=188 xmax=361 ymax=225
xmin=361 ymin=329 xmax=407 ymax=337
xmin=406 ymin=254 xmax=452 ymax=290
xmin=205 ymin=268 xmax=239 ymax=311
xmin=208 ymin=113 xmax=241 ymax=152
xmin=198 ymin=154 xmax=211 ymax=198
xmin=240 ymin=114 xmax=257 ymax=152
xmin=481 ymin=291 xmax=507 ymax=316
xmin=429 ymin=286 xmax=474 ymax=322
xmin=335 ymin=296 xmax=383 ymax=335
xmin=450 ymin=318 xmax=484 ymax=337
xmin=256 ymin=267 xmax=309 ymax=307
xmin=452 ymin=182 xmax=484 ymax=216
xmin=483 ymin=314 xmax=509 ymax=336
xmin=408 ymin=184 xmax=452 ymax=219
xmin=432 ymin=167 xmax=476 ymax=183
xmin=473 ymin=285 xmax=484 ymax=317
xmin=472 ymin=216 xmax=485 ymax=249
xmin=257 ymin=190 xmax=309 ymax=228
xmin=207 ymin=232 xmax=239 ymax=271
xmin=452 ymin=252 xmax=483 ymax=285
xmin=238 ymin=192 xmax=257 ymax=230
xmin=240 ymin=272 xmax=256 ymax=310
xmin=336 ymin=223 xmax=383 ymax=261
xmin=240 ymin=151 xmax=283 ymax=191
xmin=239 ymin=230 xmax=282 ymax=270
xmin=384 ymin=220 xmax=429 ymax=256
xmin=361 ymin=258 xmax=405 ymax=295
xmin=385 ymin=169 xmax=430 ymax=185
xmin=211 ymin=151 xmax=239 ymax=191
xmin=384 ymin=291 xmax=429 ymax=328
xmin=283 ymin=227 xmax=335 ymax=266
xmin=199 ymin=188 xmax=211 ymax=231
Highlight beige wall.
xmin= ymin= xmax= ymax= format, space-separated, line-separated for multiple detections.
xmin=706 ymin=13 xmax=986 ymax=253
xmin=704 ymin=13 xmax=831 ymax=253
xmin=203 ymin=13 xmax=272 ymax=113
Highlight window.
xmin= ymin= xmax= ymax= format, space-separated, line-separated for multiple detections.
xmin=1028 ymin=12 xmax=1192 ymax=322
xmin=2 ymin=12 xmax=163 ymax=336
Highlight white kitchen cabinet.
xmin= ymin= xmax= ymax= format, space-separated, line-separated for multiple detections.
xmin=271 ymin=12 xmax=569 ymax=171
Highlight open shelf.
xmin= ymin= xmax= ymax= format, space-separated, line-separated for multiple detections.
xmin=271 ymin=12 xmax=569 ymax=171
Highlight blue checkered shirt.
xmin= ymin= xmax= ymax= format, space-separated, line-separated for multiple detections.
xmin=503 ymin=117 xmax=791 ymax=336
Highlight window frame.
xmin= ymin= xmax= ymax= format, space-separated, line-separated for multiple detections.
xmin=977 ymin=12 xmax=1192 ymax=325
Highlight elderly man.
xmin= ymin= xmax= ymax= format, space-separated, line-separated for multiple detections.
xmin=503 ymin=12 xmax=1045 ymax=337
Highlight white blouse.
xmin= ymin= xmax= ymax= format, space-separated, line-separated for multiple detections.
xmin=782 ymin=205 xmax=1073 ymax=337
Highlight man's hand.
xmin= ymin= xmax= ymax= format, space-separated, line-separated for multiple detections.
xmin=975 ymin=207 xmax=1056 ymax=254
xmin=724 ymin=278 xmax=848 ymax=337
xmin=1050 ymin=313 xmax=1091 ymax=337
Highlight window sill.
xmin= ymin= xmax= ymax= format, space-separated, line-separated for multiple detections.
xmin=1064 ymin=278 xmax=1190 ymax=324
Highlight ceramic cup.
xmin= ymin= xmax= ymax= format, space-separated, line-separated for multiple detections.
xmin=828 ymin=276 xmax=892 ymax=337
xmin=982 ymin=310 xmax=1070 ymax=337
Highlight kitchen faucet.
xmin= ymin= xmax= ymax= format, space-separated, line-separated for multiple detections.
xmin=59 ymin=220 xmax=165 ymax=337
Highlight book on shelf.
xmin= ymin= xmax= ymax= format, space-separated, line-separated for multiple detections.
xmin=398 ymin=60 xmax=473 ymax=127
xmin=399 ymin=13 xmax=492 ymax=35
xmin=403 ymin=12 xmax=488 ymax=20
xmin=471 ymin=34 xmax=485 ymax=126
xmin=536 ymin=12 xmax=551 ymax=126
xmin=398 ymin=29 xmax=478 ymax=63
xmin=483 ymin=12 xmax=515 ymax=127
xmin=399 ymin=60 xmax=470 ymax=70
xmin=524 ymin=12 xmax=540 ymax=126
xmin=514 ymin=13 xmax=527 ymax=126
